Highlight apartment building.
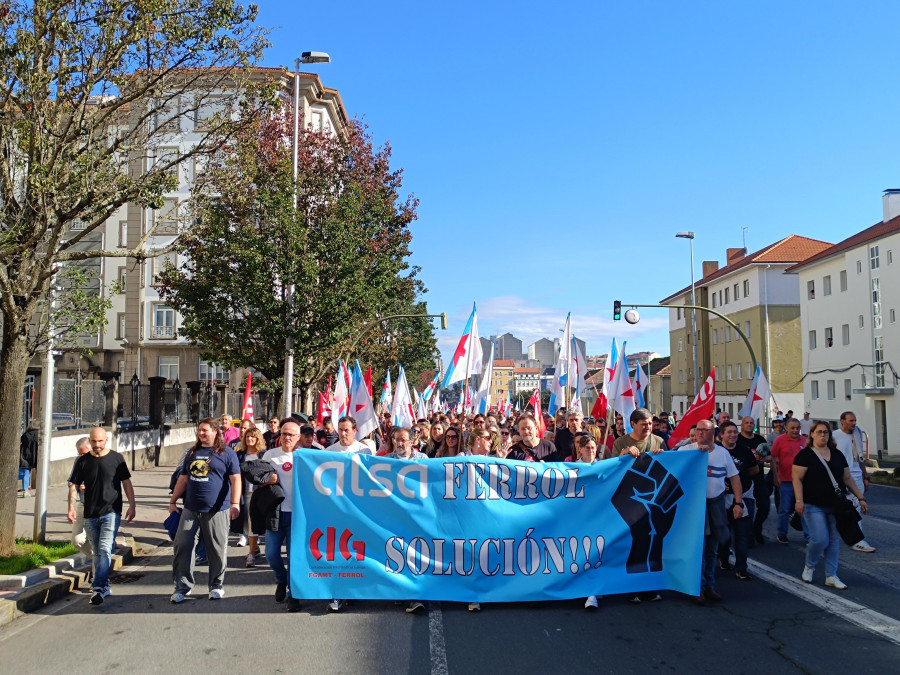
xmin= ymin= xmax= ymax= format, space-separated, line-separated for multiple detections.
xmin=786 ymin=191 xmax=900 ymax=457
xmin=661 ymin=236 xmax=832 ymax=424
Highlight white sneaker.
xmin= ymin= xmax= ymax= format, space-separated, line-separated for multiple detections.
xmin=852 ymin=541 xmax=876 ymax=553
xmin=209 ymin=588 xmax=225 ymax=600
xmin=801 ymin=566 xmax=814 ymax=583
xmin=467 ymin=602 xmax=481 ymax=612
xmin=170 ymin=590 xmax=191 ymax=604
xmin=406 ymin=601 xmax=425 ymax=614
xmin=245 ymin=554 xmax=256 ymax=568
xmin=825 ymin=576 xmax=847 ymax=590
xmin=236 ymin=535 xmax=248 ymax=547
xmin=584 ymin=595 xmax=599 ymax=610
xmin=327 ymin=599 xmax=343 ymax=612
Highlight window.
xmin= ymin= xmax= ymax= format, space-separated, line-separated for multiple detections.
xmin=117 ymin=360 xmax=125 ymax=377
xmin=152 ymin=304 xmax=175 ymax=338
xmin=152 ymin=252 xmax=176 ymax=286
xmin=719 ymin=290 xmax=723 ymax=306
xmin=118 ymin=221 xmax=128 ymax=248
xmin=889 ymin=250 xmax=894 ymax=265
xmin=842 ymin=324 xmax=850 ymax=345
xmin=715 ymin=368 xmax=721 ymax=382
xmin=825 ymin=327 xmax=833 ymax=347
xmin=871 ymin=245 xmax=880 ymax=269
xmin=117 ymin=267 xmax=126 ymax=292
xmin=875 ymin=336 xmax=885 ymax=387
xmin=744 ymin=321 xmax=751 ymax=338
xmin=734 ymin=283 xmax=740 ymax=301
xmin=823 ymin=275 xmax=832 ymax=296
xmin=840 ymin=270 xmax=847 ymax=292
xmin=712 ymin=294 xmax=717 ymax=308
xmin=676 ymin=307 xmax=682 ymax=320
xmin=678 ymin=337 xmax=683 ymax=352
xmin=155 ymin=146 xmax=180 ymax=178
xmin=811 ymin=380 xmax=819 ymax=400
xmin=892 ymin=309 xmax=897 ymax=324
xmin=194 ymin=95 xmax=228 ymax=131
xmin=158 ymin=356 xmax=179 ymax=381
xmin=199 ymin=359 xmax=229 ymax=382
xmin=724 ymin=287 xmax=730 ymax=304
xmin=727 ymin=365 xmax=733 ymax=381
xmin=827 ymin=380 xmax=836 ymax=400
xmin=809 ymin=330 xmax=817 ymax=350
xmin=743 ymin=280 xmax=750 ymax=297
xmin=116 ymin=313 xmax=126 ymax=339
xmin=679 ymin=370 xmax=684 ymax=384
xmin=725 ymin=327 xmax=732 ymax=342
xmin=844 ymin=379 xmax=852 ymax=400
xmin=859 ymin=314 xmax=864 ymax=329
xmin=747 ymin=362 xmax=752 ymax=378
xmin=713 ymin=329 xmax=718 ymax=345
xmin=153 ymin=96 xmax=181 ymax=133
xmin=857 ymin=260 xmax=862 ymax=274
xmin=807 ymin=280 xmax=815 ymax=299
xmin=737 ymin=363 xmax=742 ymax=380
xmin=872 ymin=277 xmax=882 ymax=329
xmin=153 ymin=199 xmax=179 ymax=235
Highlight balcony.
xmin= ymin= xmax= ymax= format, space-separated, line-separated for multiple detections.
xmin=151 ymin=325 xmax=175 ymax=339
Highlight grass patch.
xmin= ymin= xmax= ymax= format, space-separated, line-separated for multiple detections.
xmin=869 ymin=471 xmax=900 ymax=487
xmin=0 ymin=539 xmax=80 ymax=575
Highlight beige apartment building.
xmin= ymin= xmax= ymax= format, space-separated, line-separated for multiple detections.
xmin=660 ymin=236 xmax=832 ymax=425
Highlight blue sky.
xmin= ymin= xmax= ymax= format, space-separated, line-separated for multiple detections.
xmin=259 ymin=1 xmax=900 ymax=363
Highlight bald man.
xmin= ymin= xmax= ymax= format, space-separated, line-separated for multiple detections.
xmin=67 ymin=428 xmax=135 ymax=606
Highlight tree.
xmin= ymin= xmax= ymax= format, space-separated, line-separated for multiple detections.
xmin=158 ymin=98 xmax=436 ymax=408
xmin=0 ymin=0 xmax=267 ymax=554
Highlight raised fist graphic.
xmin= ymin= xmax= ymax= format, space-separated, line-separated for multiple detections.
xmin=612 ymin=453 xmax=684 ymax=574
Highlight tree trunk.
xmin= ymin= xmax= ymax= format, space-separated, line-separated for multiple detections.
xmin=0 ymin=322 xmax=32 ymax=555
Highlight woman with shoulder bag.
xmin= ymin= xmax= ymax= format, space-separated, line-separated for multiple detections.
xmin=792 ymin=421 xmax=867 ymax=590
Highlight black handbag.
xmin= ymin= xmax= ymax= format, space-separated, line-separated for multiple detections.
xmin=812 ymin=450 xmax=864 ymax=546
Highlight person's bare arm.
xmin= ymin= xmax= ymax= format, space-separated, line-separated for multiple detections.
xmin=67 ymin=483 xmax=78 ymax=523
xmin=169 ymin=474 xmax=188 ymax=513
xmin=123 ymin=478 xmax=136 ymax=522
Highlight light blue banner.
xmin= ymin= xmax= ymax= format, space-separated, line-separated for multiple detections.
xmin=290 ymin=449 xmax=706 ymax=601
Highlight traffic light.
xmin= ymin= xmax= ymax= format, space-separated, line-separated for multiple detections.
xmin=613 ymin=300 xmax=622 ymax=321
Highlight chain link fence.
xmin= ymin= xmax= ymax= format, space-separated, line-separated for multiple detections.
xmin=53 ymin=378 xmax=106 ymax=429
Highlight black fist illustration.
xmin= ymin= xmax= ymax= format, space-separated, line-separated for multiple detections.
xmin=612 ymin=454 xmax=684 ymax=574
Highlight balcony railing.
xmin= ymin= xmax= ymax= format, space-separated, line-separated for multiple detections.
xmin=151 ymin=325 xmax=175 ymax=339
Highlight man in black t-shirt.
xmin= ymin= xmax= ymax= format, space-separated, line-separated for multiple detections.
xmin=736 ymin=416 xmax=770 ymax=544
xmin=506 ymin=414 xmax=559 ymax=462
xmin=717 ymin=421 xmax=758 ymax=580
xmin=554 ymin=409 xmax=583 ymax=460
xmin=67 ymin=427 xmax=135 ymax=606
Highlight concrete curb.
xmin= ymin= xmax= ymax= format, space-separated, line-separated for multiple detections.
xmin=0 ymin=536 xmax=137 ymax=627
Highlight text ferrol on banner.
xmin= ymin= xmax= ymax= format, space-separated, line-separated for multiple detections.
xmin=290 ymin=449 xmax=706 ymax=601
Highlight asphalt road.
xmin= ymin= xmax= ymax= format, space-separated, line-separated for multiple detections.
xmin=2 ymin=484 xmax=899 ymax=674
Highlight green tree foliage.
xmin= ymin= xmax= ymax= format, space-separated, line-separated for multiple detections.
xmin=158 ymin=98 xmax=437 ymax=405
xmin=0 ymin=0 xmax=267 ymax=555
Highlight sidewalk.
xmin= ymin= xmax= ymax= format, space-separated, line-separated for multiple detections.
xmin=2 ymin=464 xmax=179 ymax=624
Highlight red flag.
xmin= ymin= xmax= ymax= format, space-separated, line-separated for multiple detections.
xmin=590 ymin=394 xmax=604 ymax=421
xmin=241 ymin=373 xmax=254 ymax=420
xmin=668 ymin=368 xmax=716 ymax=446
xmin=364 ymin=366 xmax=373 ymax=399
xmin=528 ymin=388 xmax=546 ymax=437
xmin=316 ymin=392 xmax=331 ymax=428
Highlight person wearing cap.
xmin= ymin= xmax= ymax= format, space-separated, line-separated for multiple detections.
xmin=298 ymin=425 xmax=325 ymax=450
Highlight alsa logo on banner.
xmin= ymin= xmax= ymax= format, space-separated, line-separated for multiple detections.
xmin=309 ymin=527 xmax=365 ymax=562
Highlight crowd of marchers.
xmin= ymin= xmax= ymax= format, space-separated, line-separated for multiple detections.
xmin=61 ymin=405 xmax=874 ymax=610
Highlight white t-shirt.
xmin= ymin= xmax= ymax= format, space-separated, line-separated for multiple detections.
xmin=832 ymin=428 xmax=864 ymax=482
xmin=325 ymin=440 xmax=373 ymax=455
xmin=261 ymin=448 xmax=295 ymax=512
xmin=680 ymin=443 xmax=738 ymax=499
xmin=798 ymin=418 xmax=813 ymax=435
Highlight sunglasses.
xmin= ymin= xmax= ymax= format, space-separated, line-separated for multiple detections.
xmin=446 ymin=434 xmax=459 ymax=440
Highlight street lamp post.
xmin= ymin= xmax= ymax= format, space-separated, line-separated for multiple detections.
xmin=283 ymin=51 xmax=331 ymax=419
xmin=676 ymin=232 xmax=699 ymax=391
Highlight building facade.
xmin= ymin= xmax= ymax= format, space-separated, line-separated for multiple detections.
xmin=786 ymin=192 xmax=900 ymax=457
xmin=491 ymin=360 xmax=516 ymax=406
xmin=661 ymin=236 xmax=832 ymax=425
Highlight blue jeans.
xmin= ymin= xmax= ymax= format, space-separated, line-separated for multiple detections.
xmin=265 ymin=510 xmax=292 ymax=596
xmin=777 ymin=482 xmax=809 ymax=540
xmin=803 ymin=504 xmax=840 ymax=577
xmin=18 ymin=468 xmax=31 ymax=491
xmin=85 ymin=512 xmax=121 ymax=594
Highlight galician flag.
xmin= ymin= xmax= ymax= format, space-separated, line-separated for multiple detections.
xmin=422 ymin=371 xmax=442 ymax=401
xmin=591 ymin=338 xmax=618 ymax=421
xmin=349 ymin=364 xmax=378 ymax=439
xmin=441 ymin=303 xmax=483 ymax=389
xmin=392 ymin=366 xmax=416 ymax=429
xmin=473 ymin=343 xmax=494 ymax=414
xmin=333 ymin=361 xmax=351 ymax=419
xmin=569 ymin=335 xmax=588 ymax=415
xmin=608 ymin=341 xmax=636 ymax=432
xmin=738 ymin=364 xmax=770 ymax=420
xmin=380 ymin=369 xmax=392 ymax=412
xmin=632 ymin=363 xmax=649 ymax=410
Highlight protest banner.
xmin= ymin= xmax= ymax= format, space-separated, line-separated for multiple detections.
xmin=290 ymin=450 xmax=706 ymax=601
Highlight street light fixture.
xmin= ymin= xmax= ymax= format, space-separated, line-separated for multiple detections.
xmin=675 ymin=231 xmax=699 ymax=391
xmin=283 ymin=51 xmax=331 ymax=418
